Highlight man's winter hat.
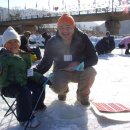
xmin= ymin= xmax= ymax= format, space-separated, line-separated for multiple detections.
xmin=2 ymin=26 xmax=20 ymax=46
xmin=57 ymin=13 xmax=75 ymax=28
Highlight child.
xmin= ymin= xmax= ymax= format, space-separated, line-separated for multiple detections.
xmin=0 ymin=26 xmax=50 ymax=128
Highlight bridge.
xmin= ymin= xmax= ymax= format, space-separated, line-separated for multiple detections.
xmin=0 ymin=10 xmax=130 ymax=35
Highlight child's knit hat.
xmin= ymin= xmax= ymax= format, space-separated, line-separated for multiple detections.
xmin=2 ymin=26 xmax=20 ymax=46
xmin=57 ymin=13 xmax=75 ymax=28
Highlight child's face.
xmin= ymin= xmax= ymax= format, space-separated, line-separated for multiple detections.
xmin=4 ymin=39 xmax=20 ymax=54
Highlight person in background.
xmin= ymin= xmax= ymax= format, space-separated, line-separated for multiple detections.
xmin=0 ymin=26 xmax=51 ymax=128
xmin=20 ymin=31 xmax=42 ymax=60
xmin=35 ymin=13 xmax=98 ymax=106
xmin=29 ymin=30 xmax=45 ymax=51
xmin=95 ymin=31 xmax=115 ymax=55
xmin=118 ymin=36 xmax=130 ymax=54
xmin=20 ymin=31 xmax=31 ymax=52
xmin=42 ymin=31 xmax=51 ymax=45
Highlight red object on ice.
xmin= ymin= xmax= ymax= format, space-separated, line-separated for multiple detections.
xmin=92 ymin=102 xmax=130 ymax=113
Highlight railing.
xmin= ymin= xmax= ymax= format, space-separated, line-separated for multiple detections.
xmin=0 ymin=7 xmax=125 ymax=22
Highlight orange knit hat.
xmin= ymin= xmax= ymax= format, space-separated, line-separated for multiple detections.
xmin=57 ymin=13 xmax=75 ymax=28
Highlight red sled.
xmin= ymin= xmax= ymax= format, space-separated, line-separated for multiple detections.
xmin=91 ymin=102 xmax=130 ymax=121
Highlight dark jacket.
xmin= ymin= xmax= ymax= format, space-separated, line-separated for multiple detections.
xmin=95 ymin=36 xmax=115 ymax=54
xmin=20 ymin=35 xmax=29 ymax=52
xmin=102 ymin=36 xmax=115 ymax=52
xmin=42 ymin=32 xmax=51 ymax=45
xmin=36 ymin=28 xmax=98 ymax=74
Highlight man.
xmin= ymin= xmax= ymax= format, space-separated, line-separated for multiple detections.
xmin=20 ymin=31 xmax=42 ymax=60
xmin=104 ymin=31 xmax=115 ymax=53
xmin=29 ymin=30 xmax=45 ymax=48
xmin=95 ymin=31 xmax=115 ymax=55
xmin=20 ymin=31 xmax=31 ymax=52
xmin=35 ymin=13 xmax=98 ymax=106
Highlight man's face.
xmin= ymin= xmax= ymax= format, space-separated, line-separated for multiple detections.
xmin=58 ymin=23 xmax=74 ymax=41
xmin=4 ymin=39 xmax=20 ymax=54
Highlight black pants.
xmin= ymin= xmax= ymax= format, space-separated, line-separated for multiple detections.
xmin=119 ymin=44 xmax=130 ymax=54
xmin=1 ymin=81 xmax=45 ymax=122
xmin=118 ymin=44 xmax=130 ymax=49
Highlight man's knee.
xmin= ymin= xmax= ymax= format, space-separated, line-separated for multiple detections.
xmin=82 ymin=67 xmax=97 ymax=79
xmin=50 ymin=71 xmax=69 ymax=94
xmin=50 ymin=82 xmax=68 ymax=94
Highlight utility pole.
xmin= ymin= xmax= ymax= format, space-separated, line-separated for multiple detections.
xmin=48 ymin=0 xmax=50 ymax=13
xmin=8 ymin=0 xmax=10 ymax=19
xmin=62 ymin=0 xmax=65 ymax=11
xmin=78 ymin=0 xmax=80 ymax=13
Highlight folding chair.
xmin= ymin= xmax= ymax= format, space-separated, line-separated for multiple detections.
xmin=0 ymin=92 xmax=17 ymax=119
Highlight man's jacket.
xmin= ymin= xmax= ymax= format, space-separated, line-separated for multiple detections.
xmin=36 ymin=28 xmax=98 ymax=74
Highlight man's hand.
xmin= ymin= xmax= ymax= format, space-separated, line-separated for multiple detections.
xmin=42 ymin=76 xmax=52 ymax=86
xmin=63 ymin=61 xmax=80 ymax=71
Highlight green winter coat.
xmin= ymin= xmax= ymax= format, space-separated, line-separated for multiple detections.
xmin=0 ymin=48 xmax=43 ymax=89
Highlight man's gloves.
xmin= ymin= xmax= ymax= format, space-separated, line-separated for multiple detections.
xmin=33 ymin=68 xmax=52 ymax=86
xmin=72 ymin=62 xmax=84 ymax=71
xmin=42 ymin=76 xmax=52 ymax=86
